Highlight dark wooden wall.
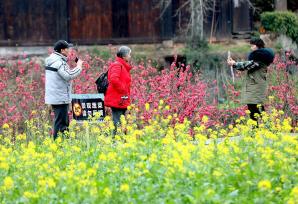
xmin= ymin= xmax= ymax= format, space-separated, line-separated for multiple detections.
xmin=127 ymin=0 xmax=161 ymax=39
xmin=203 ymin=0 xmax=251 ymax=40
xmin=0 ymin=0 xmax=251 ymax=46
xmin=69 ymin=0 xmax=113 ymax=43
xmin=232 ymin=1 xmax=252 ymax=33
xmin=0 ymin=0 xmax=168 ymax=45
xmin=203 ymin=0 xmax=233 ymax=39
xmin=69 ymin=0 xmax=162 ymax=44
xmin=0 ymin=0 xmax=67 ymax=45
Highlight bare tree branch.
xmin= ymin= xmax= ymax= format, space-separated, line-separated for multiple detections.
xmin=236 ymin=0 xmax=257 ymax=12
xmin=157 ymin=0 xmax=255 ymax=42
xmin=155 ymin=0 xmax=173 ymax=19
xmin=174 ymin=0 xmax=190 ymax=17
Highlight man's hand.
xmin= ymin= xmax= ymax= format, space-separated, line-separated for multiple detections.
xmin=227 ymin=58 xmax=236 ymax=66
xmin=76 ymin=59 xmax=84 ymax=68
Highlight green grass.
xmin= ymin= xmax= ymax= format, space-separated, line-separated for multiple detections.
xmin=209 ymin=42 xmax=251 ymax=55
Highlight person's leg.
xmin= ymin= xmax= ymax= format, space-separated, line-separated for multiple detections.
xmin=111 ymin=107 xmax=127 ymax=134
xmin=247 ymin=104 xmax=265 ymax=121
xmin=52 ymin=104 xmax=69 ymax=140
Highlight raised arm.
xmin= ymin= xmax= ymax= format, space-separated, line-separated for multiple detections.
xmin=227 ymin=58 xmax=259 ymax=72
xmin=57 ymin=60 xmax=83 ymax=82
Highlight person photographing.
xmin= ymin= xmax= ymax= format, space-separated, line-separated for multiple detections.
xmin=45 ymin=40 xmax=84 ymax=140
xmin=227 ymin=38 xmax=275 ymax=123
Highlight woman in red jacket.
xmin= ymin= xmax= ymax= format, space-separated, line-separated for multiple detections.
xmin=105 ymin=46 xmax=132 ymax=130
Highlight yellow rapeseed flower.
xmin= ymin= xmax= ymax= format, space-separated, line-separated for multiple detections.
xmin=212 ymin=170 xmax=222 ymax=177
xmin=16 ymin=133 xmax=26 ymax=141
xmin=0 ymin=161 xmax=9 ymax=170
xmin=70 ymin=131 xmax=76 ymax=139
xmin=206 ymin=188 xmax=215 ymax=196
xmin=258 ymin=180 xmax=272 ymax=190
xmin=120 ymin=184 xmax=130 ymax=192
xmin=28 ymin=141 xmax=36 ymax=150
xmin=267 ymin=160 xmax=274 ymax=167
xmin=91 ymin=127 xmax=100 ymax=134
xmin=149 ymin=153 xmax=157 ymax=163
xmin=38 ymin=178 xmax=47 ymax=187
xmin=202 ymin=115 xmax=208 ymax=123
xmin=47 ymin=178 xmax=56 ymax=188
xmin=78 ymin=162 xmax=87 ymax=170
xmin=103 ymin=187 xmax=112 ymax=197
xmin=3 ymin=176 xmax=14 ymax=190
xmin=123 ymin=167 xmax=130 ymax=173
xmin=247 ymin=119 xmax=257 ymax=126
xmin=287 ymin=198 xmax=296 ymax=204
xmin=145 ymin=103 xmax=150 ymax=111
xmin=275 ymin=187 xmax=282 ymax=193
xmin=107 ymin=152 xmax=117 ymax=161
xmin=281 ymin=175 xmax=288 ymax=183
xmin=23 ymin=191 xmax=38 ymax=199
xmin=2 ymin=123 xmax=9 ymax=129
xmin=82 ymin=121 xmax=89 ymax=128
xmin=290 ymin=186 xmax=298 ymax=197
xmin=99 ymin=153 xmax=107 ymax=161
xmin=240 ymin=162 xmax=248 ymax=168
xmin=162 ymin=136 xmax=171 ymax=145
xmin=87 ymin=168 xmax=97 ymax=177
xmin=69 ymin=119 xmax=77 ymax=126
xmin=49 ymin=143 xmax=58 ymax=152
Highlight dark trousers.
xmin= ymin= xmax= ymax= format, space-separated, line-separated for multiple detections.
xmin=52 ymin=104 xmax=69 ymax=140
xmin=111 ymin=107 xmax=126 ymax=133
xmin=247 ymin=104 xmax=265 ymax=121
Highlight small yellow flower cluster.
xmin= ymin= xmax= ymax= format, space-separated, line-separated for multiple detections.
xmin=258 ymin=180 xmax=272 ymax=190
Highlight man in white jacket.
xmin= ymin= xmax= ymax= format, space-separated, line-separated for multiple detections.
xmin=45 ymin=40 xmax=83 ymax=140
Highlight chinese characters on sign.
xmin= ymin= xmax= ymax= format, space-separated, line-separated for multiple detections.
xmin=71 ymin=94 xmax=105 ymax=121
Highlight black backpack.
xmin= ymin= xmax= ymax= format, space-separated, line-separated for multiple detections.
xmin=95 ymin=71 xmax=109 ymax=94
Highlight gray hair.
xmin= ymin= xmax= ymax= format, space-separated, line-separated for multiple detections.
xmin=117 ymin=46 xmax=131 ymax=58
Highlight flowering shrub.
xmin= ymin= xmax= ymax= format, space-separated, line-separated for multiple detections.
xmin=0 ymin=58 xmax=45 ymax=128
xmin=267 ymin=53 xmax=298 ymax=124
xmin=0 ymin=49 xmax=297 ymax=131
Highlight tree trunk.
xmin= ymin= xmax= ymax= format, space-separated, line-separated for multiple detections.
xmin=275 ymin=0 xmax=287 ymax=11
xmin=199 ymin=0 xmax=203 ymax=40
xmin=190 ymin=0 xmax=204 ymax=42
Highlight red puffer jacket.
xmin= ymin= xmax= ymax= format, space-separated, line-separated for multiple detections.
xmin=104 ymin=57 xmax=132 ymax=109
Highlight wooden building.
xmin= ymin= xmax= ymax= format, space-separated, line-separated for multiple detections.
xmin=0 ymin=0 xmax=252 ymax=46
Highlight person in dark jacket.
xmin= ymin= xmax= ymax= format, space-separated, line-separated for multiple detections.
xmin=227 ymin=38 xmax=275 ymax=122
xmin=105 ymin=46 xmax=132 ymax=131
xmin=45 ymin=40 xmax=84 ymax=139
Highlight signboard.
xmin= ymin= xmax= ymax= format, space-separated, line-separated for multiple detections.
xmin=71 ymin=94 xmax=105 ymax=121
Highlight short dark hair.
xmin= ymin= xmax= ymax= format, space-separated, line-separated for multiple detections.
xmin=54 ymin=40 xmax=73 ymax=53
xmin=250 ymin=38 xmax=265 ymax=49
